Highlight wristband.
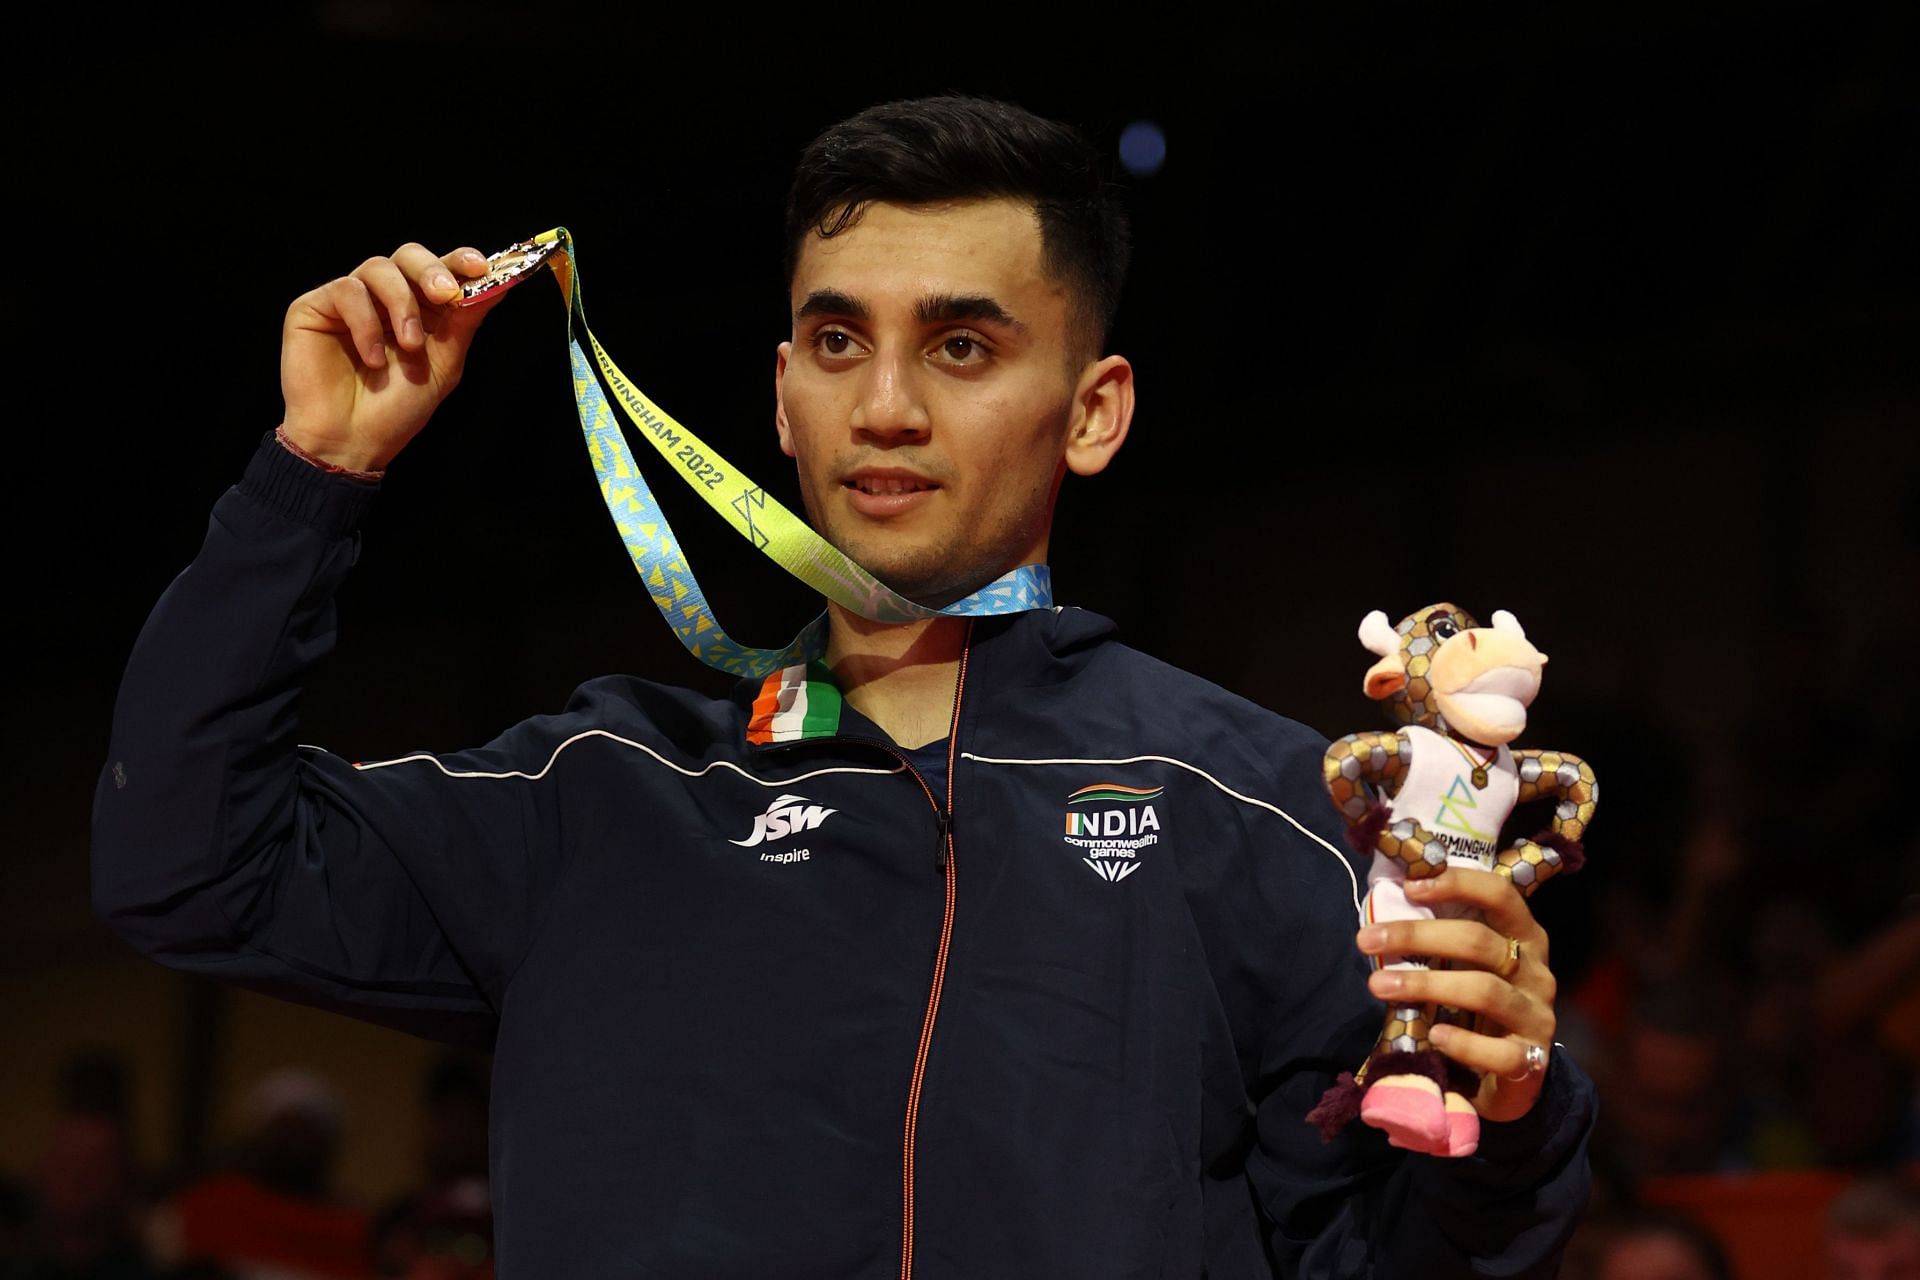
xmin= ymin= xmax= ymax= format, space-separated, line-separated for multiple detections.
xmin=275 ymin=425 xmax=386 ymax=483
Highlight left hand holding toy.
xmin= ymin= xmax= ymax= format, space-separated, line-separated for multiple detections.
xmin=1357 ymin=866 xmax=1558 ymax=1124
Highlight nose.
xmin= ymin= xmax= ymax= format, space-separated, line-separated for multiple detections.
xmin=849 ymin=348 xmax=931 ymax=444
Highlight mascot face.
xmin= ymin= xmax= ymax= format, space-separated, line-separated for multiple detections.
xmin=1358 ymin=602 xmax=1548 ymax=746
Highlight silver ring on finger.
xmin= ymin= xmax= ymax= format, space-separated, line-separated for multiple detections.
xmin=1503 ymin=1041 xmax=1549 ymax=1082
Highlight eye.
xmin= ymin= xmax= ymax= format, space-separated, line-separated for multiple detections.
xmin=934 ymin=333 xmax=990 ymax=366
xmin=809 ymin=327 xmax=868 ymax=361
xmin=1430 ymin=618 xmax=1460 ymax=642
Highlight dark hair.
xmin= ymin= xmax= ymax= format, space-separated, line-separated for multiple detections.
xmin=784 ymin=95 xmax=1131 ymax=357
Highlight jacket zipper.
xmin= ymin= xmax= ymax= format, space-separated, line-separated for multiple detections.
xmin=747 ymin=627 xmax=973 ymax=1278
xmin=901 ymin=624 xmax=971 ymax=1280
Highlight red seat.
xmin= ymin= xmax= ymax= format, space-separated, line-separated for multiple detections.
xmin=1641 ymin=1169 xmax=1853 ymax=1280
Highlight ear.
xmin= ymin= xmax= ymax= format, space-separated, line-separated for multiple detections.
xmin=1063 ymin=355 xmax=1134 ymax=477
xmin=774 ymin=341 xmax=795 ymax=458
xmin=1357 ymin=610 xmax=1400 ymax=657
xmin=1364 ymin=653 xmax=1408 ymax=701
xmin=1490 ymin=609 xmax=1527 ymax=640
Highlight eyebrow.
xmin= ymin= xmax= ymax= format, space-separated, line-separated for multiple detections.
xmin=915 ymin=293 xmax=1027 ymax=332
xmin=793 ymin=289 xmax=1027 ymax=333
xmin=795 ymin=289 xmax=868 ymax=323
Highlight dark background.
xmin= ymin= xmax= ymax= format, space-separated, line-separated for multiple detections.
xmin=3 ymin=0 xmax=1917 ymax=1254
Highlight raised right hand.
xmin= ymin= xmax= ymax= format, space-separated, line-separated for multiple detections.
xmin=280 ymin=242 xmax=507 ymax=471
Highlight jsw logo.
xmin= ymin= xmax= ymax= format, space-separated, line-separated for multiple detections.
xmin=731 ymin=794 xmax=837 ymax=847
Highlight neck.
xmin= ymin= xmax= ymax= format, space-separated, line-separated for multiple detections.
xmin=825 ymin=605 xmax=969 ymax=749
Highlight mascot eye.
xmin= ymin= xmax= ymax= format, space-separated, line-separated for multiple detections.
xmin=1430 ymin=619 xmax=1459 ymax=641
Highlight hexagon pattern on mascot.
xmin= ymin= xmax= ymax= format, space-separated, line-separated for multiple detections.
xmin=1306 ymin=604 xmax=1596 ymax=1157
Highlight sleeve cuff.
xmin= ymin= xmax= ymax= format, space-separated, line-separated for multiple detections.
xmin=235 ymin=428 xmax=381 ymax=540
xmin=1474 ymin=1051 xmax=1582 ymax=1159
xmin=1404 ymin=1049 xmax=1595 ymax=1193
xmin=1462 ymin=1047 xmax=1593 ymax=1172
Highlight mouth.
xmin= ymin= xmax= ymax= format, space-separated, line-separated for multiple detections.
xmin=1442 ymin=664 xmax=1540 ymax=739
xmin=1446 ymin=692 xmax=1528 ymax=732
xmin=840 ymin=469 xmax=940 ymax=518
xmin=843 ymin=472 xmax=939 ymax=496
xmin=1457 ymin=666 xmax=1539 ymax=702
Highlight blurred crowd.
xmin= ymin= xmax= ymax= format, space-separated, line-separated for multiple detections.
xmin=1 ymin=1051 xmax=492 ymax=1280
xmin=1546 ymin=672 xmax=1920 ymax=1278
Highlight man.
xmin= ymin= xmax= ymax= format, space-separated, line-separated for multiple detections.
xmin=94 ymin=96 xmax=1593 ymax=1277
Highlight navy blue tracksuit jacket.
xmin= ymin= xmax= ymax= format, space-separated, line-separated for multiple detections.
xmin=93 ymin=432 xmax=1594 ymax=1277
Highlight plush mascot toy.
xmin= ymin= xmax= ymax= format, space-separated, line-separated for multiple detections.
xmin=1306 ymin=603 xmax=1596 ymax=1157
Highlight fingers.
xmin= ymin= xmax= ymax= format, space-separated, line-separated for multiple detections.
xmin=1354 ymin=867 xmax=1562 ymax=1124
xmin=1406 ymin=867 xmax=1548 ymax=954
xmin=437 ymin=244 xmax=525 ymax=344
xmin=340 ymin=243 xmax=491 ymax=356
xmin=390 ymin=241 xmax=467 ymax=306
xmin=443 ymin=246 xmax=489 ymax=278
xmin=1366 ymin=964 xmax=1554 ymax=1042
xmin=288 ymin=242 xmax=503 ymax=379
xmin=353 ymin=243 xmax=456 ymax=354
xmin=1359 ymin=895 xmax=1558 ymax=1013
xmin=1358 ymin=917 xmax=1520 ymax=974
xmin=319 ymin=276 xmax=389 ymax=368
xmin=1428 ymin=1022 xmax=1546 ymax=1082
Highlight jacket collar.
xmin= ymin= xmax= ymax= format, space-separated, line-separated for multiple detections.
xmin=736 ymin=606 xmax=1118 ymax=750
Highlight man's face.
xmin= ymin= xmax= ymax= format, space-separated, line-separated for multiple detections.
xmin=776 ymin=197 xmax=1091 ymax=605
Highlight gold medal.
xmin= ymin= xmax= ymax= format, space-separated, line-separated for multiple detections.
xmin=1448 ymin=737 xmax=1494 ymax=789
xmin=456 ymin=239 xmax=564 ymax=307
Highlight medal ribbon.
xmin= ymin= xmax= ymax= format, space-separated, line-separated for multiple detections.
xmin=517 ymin=227 xmax=1051 ymax=677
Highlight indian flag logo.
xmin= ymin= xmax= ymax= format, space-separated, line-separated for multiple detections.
xmin=1064 ymin=782 xmax=1163 ymax=883
xmin=746 ymin=662 xmax=843 ymax=744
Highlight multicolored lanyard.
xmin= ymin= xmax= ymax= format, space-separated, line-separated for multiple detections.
xmin=474 ymin=228 xmax=1052 ymax=677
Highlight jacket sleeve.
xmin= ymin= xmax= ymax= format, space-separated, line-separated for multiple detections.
xmin=91 ymin=431 xmax=577 ymax=1048
xmin=1210 ymin=727 xmax=1596 ymax=1278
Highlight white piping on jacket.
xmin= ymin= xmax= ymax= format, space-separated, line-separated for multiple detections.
xmin=298 ymin=732 xmax=902 ymax=787
xmin=961 ymin=751 xmax=1363 ymax=915
xmin=296 ymin=739 xmax=1360 ymax=914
